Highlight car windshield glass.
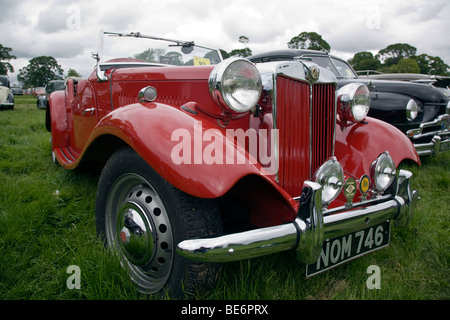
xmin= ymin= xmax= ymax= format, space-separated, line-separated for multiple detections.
xmin=303 ymin=55 xmax=357 ymax=79
xmin=331 ymin=58 xmax=358 ymax=78
xmin=305 ymin=55 xmax=340 ymax=76
xmin=101 ymin=32 xmax=222 ymax=66
xmin=0 ymin=77 xmax=8 ymax=87
xmin=46 ymin=81 xmax=65 ymax=93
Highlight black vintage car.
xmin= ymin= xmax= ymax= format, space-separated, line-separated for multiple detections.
xmin=249 ymin=50 xmax=450 ymax=156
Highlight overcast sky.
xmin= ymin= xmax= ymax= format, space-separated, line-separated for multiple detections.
xmin=1 ymin=0 xmax=449 ymax=85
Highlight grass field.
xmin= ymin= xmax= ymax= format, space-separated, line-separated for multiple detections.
xmin=0 ymin=95 xmax=448 ymax=300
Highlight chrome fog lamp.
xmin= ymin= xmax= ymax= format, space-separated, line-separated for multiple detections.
xmin=370 ymin=151 xmax=396 ymax=192
xmin=314 ymin=157 xmax=344 ymax=206
xmin=406 ymin=99 xmax=419 ymax=121
xmin=337 ymin=83 xmax=370 ymax=123
xmin=209 ymin=58 xmax=262 ymax=113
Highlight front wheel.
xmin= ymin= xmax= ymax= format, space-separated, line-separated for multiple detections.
xmin=95 ymin=147 xmax=222 ymax=298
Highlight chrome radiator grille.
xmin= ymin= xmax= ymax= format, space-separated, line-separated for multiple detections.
xmin=276 ymin=75 xmax=336 ymax=196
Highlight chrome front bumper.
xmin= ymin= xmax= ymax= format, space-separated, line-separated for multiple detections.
xmin=177 ymin=170 xmax=419 ymax=264
xmin=407 ymin=114 xmax=450 ymax=156
xmin=0 ymin=102 xmax=14 ymax=108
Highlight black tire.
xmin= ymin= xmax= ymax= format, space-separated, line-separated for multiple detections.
xmin=95 ymin=147 xmax=222 ymax=298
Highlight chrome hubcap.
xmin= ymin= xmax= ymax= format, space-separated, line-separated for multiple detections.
xmin=117 ymin=202 xmax=154 ymax=266
xmin=105 ymin=173 xmax=174 ymax=293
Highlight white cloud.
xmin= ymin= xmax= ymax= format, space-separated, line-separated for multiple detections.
xmin=2 ymin=0 xmax=449 ymax=84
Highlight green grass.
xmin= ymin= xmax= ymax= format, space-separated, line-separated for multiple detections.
xmin=0 ymin=95 xmax=448 ymax=300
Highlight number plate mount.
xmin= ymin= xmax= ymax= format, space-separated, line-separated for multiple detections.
xmin=306 ymin=220 xmax=391 ymax=277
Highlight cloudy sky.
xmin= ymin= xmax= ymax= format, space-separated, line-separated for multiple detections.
xmin=1 ymin=0 xmax=449 ymax=85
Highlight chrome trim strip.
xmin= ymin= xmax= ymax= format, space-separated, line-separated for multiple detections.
xmin=309 ymin=83 xmax=313 ymax=177
xmin=272 ymin=71 xmax=279 ymax=184
xmin=100 ymin=62 xmax=171 ymax=70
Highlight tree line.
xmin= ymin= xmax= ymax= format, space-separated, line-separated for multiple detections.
xmin=1 ymin=31 xmax=448 ymax=87
xmin=0 ymin=44 xmax=81 ymax=88
xmin=348 ymin=43 xmax=449 ymax=75
xmin=225 ymin=32 xmax=449 ymax=76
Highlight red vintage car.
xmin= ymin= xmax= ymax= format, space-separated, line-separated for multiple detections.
xmin=47 ymin=31 xmax=420 ymax=298
xmin=32 ymin=86 xmax=45 ymax=98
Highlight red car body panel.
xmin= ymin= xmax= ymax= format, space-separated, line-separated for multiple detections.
xmin=335 ymin=117 xmax=420 ymax=177
xmin=49 ymin=63 xmax=420 ymax=227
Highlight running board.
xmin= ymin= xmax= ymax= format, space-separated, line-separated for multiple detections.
xmin=53 ymin=146 xmax=81 ymax=167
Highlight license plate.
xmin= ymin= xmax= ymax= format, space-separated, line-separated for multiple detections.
xmin=439 ymin=139 xmax=450 ymax=152
xmin=306 ymin=221 xmax=391 ymax=277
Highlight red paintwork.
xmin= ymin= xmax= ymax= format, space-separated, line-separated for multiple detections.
xmin=335 ymin=116 xmax=420 ymax=177
xmin=48 ymin=61 xmax=420 ymax=227
xmin=331 ymin=117 xmax=420 ymax=208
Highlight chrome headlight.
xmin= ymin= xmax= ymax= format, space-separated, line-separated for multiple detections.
xmin=209 ymin=58 xmax=262 ymax=113
xmin=406 ymin=99 xmax=419 ymax=121
xmin=370 ymin=152 xmax=396 ymax=192
xmin=337 ymin=83 xmax=370 ymax=123
xmin=314 ymin=157 xmax=344 ymax=206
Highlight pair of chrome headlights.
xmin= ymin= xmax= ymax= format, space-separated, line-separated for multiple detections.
xmin=208 ymin=58 xmax=393 ymax=206
xmin=315 ymin=152 xmax=396 ymax=206
xmin=209 ymin=58 xmax=372 ymax=126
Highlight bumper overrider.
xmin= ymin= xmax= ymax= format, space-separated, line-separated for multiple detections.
xmin=407 ymin=114 xmax=450 ymax=156
xmin=177 ymin=170 xmax=418 ymax=265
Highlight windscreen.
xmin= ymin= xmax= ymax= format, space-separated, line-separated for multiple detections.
xmin=101 ymin=33 xmax=222 ymax=66
xmin=305 ymin=55 xmax=357 ymax=79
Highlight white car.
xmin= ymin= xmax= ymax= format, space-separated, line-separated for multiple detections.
xmin=0 ymin=75 xmax=14 ymax=110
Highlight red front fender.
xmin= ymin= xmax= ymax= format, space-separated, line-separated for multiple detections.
xmin=334 ymin=116 xmax=420 ymax=178
xmin=86 ymin=102 xmax=288 ymax=201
